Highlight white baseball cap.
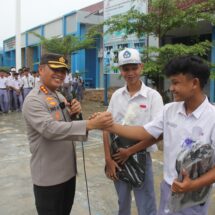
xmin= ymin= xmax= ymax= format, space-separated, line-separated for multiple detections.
xmin=118 ymin=48 xmax=141 ymax=66
xmin=11 ymin=68 xmax=16 ymax=72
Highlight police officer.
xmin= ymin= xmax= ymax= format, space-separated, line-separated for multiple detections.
xmin=22 ymin=53 xmax=113 ymax=215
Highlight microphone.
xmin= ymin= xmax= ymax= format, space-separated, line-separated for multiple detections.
xmin=59 ymin=102 xmax=66 ymax=109
xmin=67 ymin=99 xmax=83 ymax=120
xmin=78 ymin=113 xmax=83 ymax=120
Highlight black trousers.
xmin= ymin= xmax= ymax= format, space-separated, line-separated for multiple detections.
xmin=33 ymin=177 xmax=76 ymax=215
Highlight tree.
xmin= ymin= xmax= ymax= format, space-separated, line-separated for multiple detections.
xmin=105 ymin=0 xmax=215 ymax=93
xmin=31 ymin=33 xmax=97 ymax=67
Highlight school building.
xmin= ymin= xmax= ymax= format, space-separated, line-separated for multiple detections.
xmin=1 ymin=0 xmax=215 ymax=101
xmin=2 ymin=1 xmax=104 ymax=88
xmin=0 ymin=49 xmax=3 ymax=67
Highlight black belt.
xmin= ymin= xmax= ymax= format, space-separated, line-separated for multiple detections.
xmin=24 ymin=87 xmax=32 ymax=89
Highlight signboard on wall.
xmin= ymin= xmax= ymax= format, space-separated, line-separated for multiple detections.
xmin=104 ymin=0 xmax=147 ymax=74
xmin=4 ymin=38 xmax=16 ymax=51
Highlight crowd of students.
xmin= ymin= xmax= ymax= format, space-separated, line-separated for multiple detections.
xmin=0 ymin=67 xmax=84 ymax=114
xmin=0 ymin=67 xmax=39 ymax=113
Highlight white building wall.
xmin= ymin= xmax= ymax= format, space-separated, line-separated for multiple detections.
xmin=66 ymin=14 xmax=77 ymax=34
xmin=21 ymin=33 xmax=25 ymax=48
xmin=28 ymin=28 xmax=41 ymax=45
xmin=110 ymin=75 xmax=124 ymax=87
xmin=4 ymin=38 xmax=15 ymax=51
xmin=45 ymin=18 xmax=63 ymax=38
xmin=77 ymin=11 xmax=103 ymax=25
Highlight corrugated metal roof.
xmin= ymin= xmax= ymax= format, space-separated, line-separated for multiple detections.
xmin=80 ymin=1 xmax=103 ymax=13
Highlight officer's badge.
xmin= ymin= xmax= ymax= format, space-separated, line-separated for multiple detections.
xmin=40 ymin=85 xmax=48 ymax=95
xmin=46 ymin=97 xmax=54 ymax=101
xmin=59 ymin=57 xmax=65 ymax=63
xmin=49 ymin=101 xmax=57 ymax=106
xmin=123 ymin=51 xmax=131 ymax=59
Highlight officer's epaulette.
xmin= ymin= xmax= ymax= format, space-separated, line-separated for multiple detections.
xmin=40 ymin=85 xmax=49 ymax=95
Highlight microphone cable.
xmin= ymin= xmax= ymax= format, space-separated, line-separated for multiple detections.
xmin=55 ymin=93 xmax=92 ymax=215
xmin=78 ymin=113 xmax=92 ymax=215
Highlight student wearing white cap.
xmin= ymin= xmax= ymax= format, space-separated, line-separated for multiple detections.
xmin=103 ymin=48 xmax=163 ymax=215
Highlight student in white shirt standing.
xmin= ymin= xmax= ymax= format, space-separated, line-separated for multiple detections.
xmin=21 ymin=68 xmax=34 ymax=99
xmin=63 ymin=71 xmax=72 ymax=101
xmin=10 ymin=72 xmax=24 ymax=111
xmin=7 ymin=70 xmax=16 ymax=111
xmin=0 ymin=69 xmax=9 ymax=113
xmin=32 ymin=71 xmax=40 ymax=88
xmin=106 ymin=55 xmax=215 ymax=215
xmin=103 ymin=48 xmax=163 ymax=215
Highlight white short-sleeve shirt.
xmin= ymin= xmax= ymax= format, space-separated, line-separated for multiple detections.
xmin=144 ymin=97 xmax=215 ymax=185
xmin=108 ymin=81 xmax=164 ymax=152
xmin=22 ymin=75 xmax=34 ymax=88
xmin=0 ymin=77 xmax=8 ymax=88
xmin=11 ymin=78 xmax=23 ymax=89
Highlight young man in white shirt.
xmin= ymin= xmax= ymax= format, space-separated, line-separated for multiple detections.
xmin=32 ymin=71 xmax=40 ymax=88
xmin=0 ymin=70 xmax=9 ymax=113
xmin=21 ymin=67 xmax=34 ymax=99
xmin=103 ymin=48 xmax=163 ymax=215
xmin=106 ymin=55 xmax=215 ymax=215
xmin=10 ymin=72 xmax=24 ymax=111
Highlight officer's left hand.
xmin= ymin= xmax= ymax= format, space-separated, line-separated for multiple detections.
xmin=112 ymin=148 xmax=131 ymax=164
xmin=171 ymin=170 xmax=194 ymax=193
xmin=70 ymin=99 xmax=81 ymax=115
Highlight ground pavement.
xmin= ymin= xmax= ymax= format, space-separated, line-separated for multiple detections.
xmin=0 ymin=102 xmax=215 ymax=215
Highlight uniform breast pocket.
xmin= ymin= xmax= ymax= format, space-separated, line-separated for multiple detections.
xmin=47 ymin=104 xmax=62 ymax=121
xmin=166 ymin=121 xmax=177 ymax=128
xmin=134 ymin=107 xmax=150 ymax=124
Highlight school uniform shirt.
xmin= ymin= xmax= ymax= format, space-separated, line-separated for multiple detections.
xmin=22 ymin=83 xmax=88 ymax=186
xmin=6 ymin=76 xmax=14 ymax=88
xmin=0 ymin=77 xmax=9 ymax=88
xmin=144 ymin=97 xmax=215 ymax=185
xmin=33 ymin=77 xmax=40 ymax=88
xmin=11 ymin=78 xmax=23 ymax=90
xmin=108 ymin=81 xmax=164 ymax=152
xmin=64 ymin=73 xmax=72 ymax=84
xmin=22 ymin=75 xmax=34 ymax=88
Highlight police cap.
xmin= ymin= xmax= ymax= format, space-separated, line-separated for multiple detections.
xmin=40 ymin=53 xmax=69 ymax=71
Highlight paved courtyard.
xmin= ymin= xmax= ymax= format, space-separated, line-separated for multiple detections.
xmin=0 ymin=111 xmax=215 ymax=215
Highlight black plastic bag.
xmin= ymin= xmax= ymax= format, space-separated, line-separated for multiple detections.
xmin=109 ymin=134 xmax=146 ymax=188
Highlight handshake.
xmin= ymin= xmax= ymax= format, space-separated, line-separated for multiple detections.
xmin=66 ymin=99 xmax=114 ymax=131
xmin=86 ymin=112 xmax=113 ymax=131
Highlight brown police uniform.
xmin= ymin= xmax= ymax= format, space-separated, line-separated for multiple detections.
xmin=22 ymin=53 xmax=89 ymax=214
xmin=22 ymin=83 xmax=87 ymax=186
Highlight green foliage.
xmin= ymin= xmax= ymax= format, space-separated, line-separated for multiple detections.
xmin=143 ymin=40 xmax=212 ymax=75
xmin=106 ymin=0 xmax=215 ymax=40
xmin=86 ymin=23 xmax=104 ymax=38
xmin=30 ymin=33 xmax=96 ymax=56
xmin=104 ymin=0 xmax=215 ymax=84
xmin=0 ymin=66 xmax=9 ymax=72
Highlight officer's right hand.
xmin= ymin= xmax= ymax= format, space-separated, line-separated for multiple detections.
xmin=87 ymin=112 xmax=113 ymax=130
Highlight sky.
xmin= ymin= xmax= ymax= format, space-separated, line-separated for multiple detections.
xmin=0 ymin=0 xmax=102 ymax=48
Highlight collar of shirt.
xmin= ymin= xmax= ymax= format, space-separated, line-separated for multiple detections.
xmin=177 ymin=96 xmax=209 ymax=119
xmin=122 ymin=81 xmax=148 ymax=98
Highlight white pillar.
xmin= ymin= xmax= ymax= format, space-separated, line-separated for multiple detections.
xmin=15 ymin=0 xmax=22 ymax=70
